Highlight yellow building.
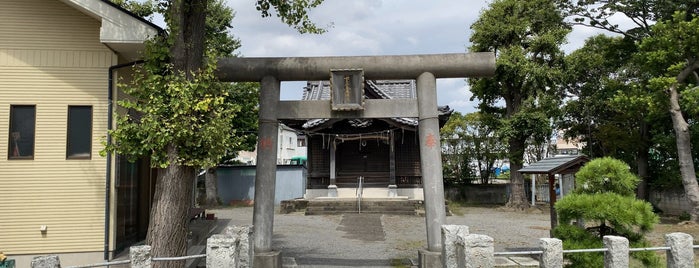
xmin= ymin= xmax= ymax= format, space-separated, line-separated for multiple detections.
xmin=0 ymin=0 xmax=159 ymax=266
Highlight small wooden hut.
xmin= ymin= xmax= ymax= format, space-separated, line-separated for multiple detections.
xmin=519 ymin=155 xmax=589 ymax=235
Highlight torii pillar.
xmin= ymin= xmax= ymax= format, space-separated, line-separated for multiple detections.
xmin=216 ymin=53 xmax=495 ymax=267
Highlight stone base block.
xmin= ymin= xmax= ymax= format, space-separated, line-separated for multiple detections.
xmin=418 ymin=249 xmax=442 ymax=268
xmin=327 ymin=185 xmax=338 ymax=197
xmin=254 ymin=251 xmax=281 ymax=268
xmin=388 ymin=184 xmax=398 ymax=197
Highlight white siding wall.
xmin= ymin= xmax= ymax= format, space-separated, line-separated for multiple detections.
xmin=0 ymin=0 xmax=117 ymax=255
xmin=277 ymin=127 xmax=298 ymax=164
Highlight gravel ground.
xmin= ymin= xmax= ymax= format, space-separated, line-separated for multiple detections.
xmin=209 ymin=205 xmax=551 ymax=266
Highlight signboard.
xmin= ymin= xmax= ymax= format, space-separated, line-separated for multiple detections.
xmin=330 ymin=69 xmax=364 ymax=111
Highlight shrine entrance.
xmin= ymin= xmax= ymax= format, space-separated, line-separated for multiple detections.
xmin=215 ymin=53 xmax=495 ymax=267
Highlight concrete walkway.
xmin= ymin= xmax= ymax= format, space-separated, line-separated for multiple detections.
xmin=203 ymin=206 xmax=547 ymax=267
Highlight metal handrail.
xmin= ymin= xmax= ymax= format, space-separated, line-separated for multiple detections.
xmin=64 ymin=254 xmax=207 ymax=268
xmin=153 ymin=254 xmax=207 ymax=261
xmin=357 ymin=176 xmax=364 ymax=213
xmin=495 ymin=245 xmax=691 ymax=257
xmin=65 ymin=259 xmax=131 ymax=268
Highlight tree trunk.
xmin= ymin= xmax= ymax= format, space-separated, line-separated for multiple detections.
xmin=146 ymin=145 xmax=195 ymax=268
xmin=504 ymin=91 xmax=529 ymax=209
xmin=636 ymin=120 xmax=650 ymax=200
xmin=144 ymin=1 xmax=208 ymax=267
xmin=668 ymin=83 xmax=699 ymax=221
xmin=205 ymin=167 xmax=220 ymax=207
xmin=506 ymin=136 xmax=530 ymax=209
xmin=169 ymin=0 xmax=207 ymax=79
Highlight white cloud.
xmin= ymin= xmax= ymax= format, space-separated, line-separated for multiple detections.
xmin=437 ymin=79 xmax=478 ymax=114
xmin=222 ymin=0 xmax=621 ymax=113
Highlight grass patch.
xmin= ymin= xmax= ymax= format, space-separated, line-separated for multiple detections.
xmin=390 ymin=258 xmax=410 ymax=268
xmin=446 ymin=200 xmax=500 ymax=216
xmin=394 ymin=239 xmax=425 ymax=251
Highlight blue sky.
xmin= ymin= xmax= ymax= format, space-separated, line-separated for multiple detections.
xmin=149 ymin=0 xmax=628 ymax=113
xmin=147 ymin=1 xmax=630 ymax=114
xmin=223 ymin=0 xmax=627 ymax=114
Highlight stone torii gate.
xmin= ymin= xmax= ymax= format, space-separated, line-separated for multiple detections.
xmin=216 ymin=53 xmax=495 ymax=267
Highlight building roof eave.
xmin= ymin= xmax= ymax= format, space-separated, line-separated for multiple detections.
xmin=58 ymin=0 xmax=162 ymax=60
xmin=518 ymin=155 xmax=590 ymax=175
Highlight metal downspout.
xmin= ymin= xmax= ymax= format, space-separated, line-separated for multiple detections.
xmin=105 ymin=60 xmax=143 ymax=261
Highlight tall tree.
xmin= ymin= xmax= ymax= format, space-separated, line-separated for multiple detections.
xmin=557 ymin=0 xmax=699 ymax=220
xmin=469 ymin=0 xmax=570 ymax=209
xmin=637 ymin=12 xmax=699 ymax=220
xmin=106 ymin=0 xmax=324 ymax=266
xmin=558 ymin=34 xmax=667 ymax=199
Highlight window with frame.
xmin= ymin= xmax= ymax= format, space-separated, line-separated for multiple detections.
xmin=8 ymin=105 xmax=36 ymax=159
xmin=66 ymin=106 xmax=92 ymax=159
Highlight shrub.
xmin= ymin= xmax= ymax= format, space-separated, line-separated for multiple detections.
xmin=556 ymin=193 xmax=658 ymax=235
xmin=574 ymin=157 xmax=639 ymax=196
xmin=679 ymin=211 xmax=691 ymax=221
xmin=554 ymin=157 xmax=660 ymax=267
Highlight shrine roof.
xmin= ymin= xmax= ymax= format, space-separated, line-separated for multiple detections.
xmin=297 ymin=80 xmax=452 ymax=131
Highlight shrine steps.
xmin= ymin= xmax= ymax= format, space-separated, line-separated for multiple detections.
xmin=303 ymin=198 xmax=422 ymax=215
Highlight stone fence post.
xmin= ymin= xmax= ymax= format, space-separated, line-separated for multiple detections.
xmin=30 ymin=255 xmax=60 ymax=268
xmin=225 ymin=225 xmax=254 ymax=267
xmin=462 ymin=234 xmax=494 ymax=268
xmin=207 ymin=234 xmax=239 ymax=267
xmin=603 ymin=236 xmax=629 ymax=268
xmin=439 ymin=225 xmax=493 ymax=268
xmin=441 ymin=225 xmax=469 ymax=268
xmin=666 ymin=232 xmax=694 ymax=268
xmin=130 ymin=245 xmax=152 ymax=268
xmin=539 ymin=238 xmax=562 ymax=268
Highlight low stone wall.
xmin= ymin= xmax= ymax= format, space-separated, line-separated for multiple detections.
xmin=446 ymin=184 xmax=509 ymax=204
xmin=650 ymin=188 xmax=692 ymax=216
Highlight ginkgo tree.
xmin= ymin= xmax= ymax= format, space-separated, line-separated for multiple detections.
xmin=105 ymin=0 xmax=325 ymax=267
xmin=468 ymin=0 xmax=570 ymax=209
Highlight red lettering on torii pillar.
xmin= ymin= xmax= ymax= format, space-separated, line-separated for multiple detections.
xmin=425 ymin=133 xmax=437 ymax=148
xmin=259 ymin=137 xmax=273 ymax=150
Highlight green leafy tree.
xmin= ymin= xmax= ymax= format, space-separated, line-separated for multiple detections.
xmin=200 ymin=0 xmax=259 ymax=207
xmin=557 ymin=0 xmax=699 ymax=220
xmin=560 ymin=40 xmax=677 ymax=197
xmin=204 ymin=82 xmax=259 ymax=207
xmin=441 ymin=112 xmax=474 ymax=185
xmin=441 ymin=112 xmax=505 ymax=185
xmin=468 ymin=0 xmax=570 ymax=209
xmin=555 ymin=0 xmax=698 ymax=41
xmin=105 ymin=0 xmax=324 ymax=266
xmin=255 ymin=0 xmax=327 ymax=34
xmin=636 ymin=11 xmax=699 ymax=221
xmin=554 ymin=157 xmax=659 ymax=267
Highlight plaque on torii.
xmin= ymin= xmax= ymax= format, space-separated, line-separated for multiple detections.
xmin=330 ymin=69 xmax=364 ymax=111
